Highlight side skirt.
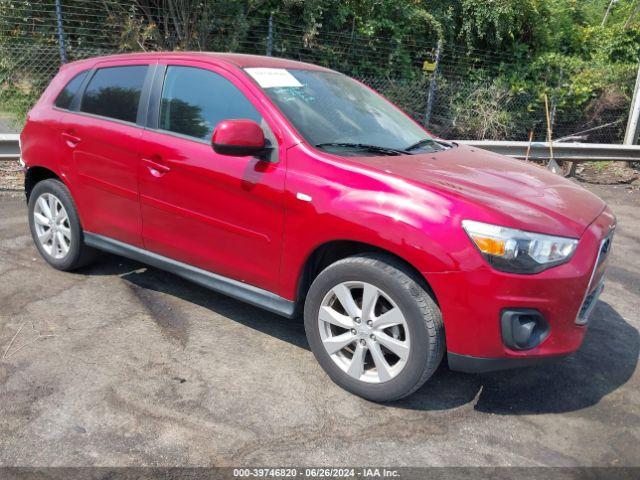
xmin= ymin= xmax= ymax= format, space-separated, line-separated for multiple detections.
xmin=84 ymin=232 xmax=296 ymax=318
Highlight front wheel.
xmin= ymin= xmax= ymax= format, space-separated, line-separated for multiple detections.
xmin=304 ymin=254 xmax=444 ymax=402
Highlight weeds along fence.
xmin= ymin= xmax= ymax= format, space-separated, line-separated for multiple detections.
xmin=0 ymin=0 xmax=636 ymax=143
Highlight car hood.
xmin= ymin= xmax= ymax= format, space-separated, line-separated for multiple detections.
xmin=345 ymin=145 xmax=605 ymax=238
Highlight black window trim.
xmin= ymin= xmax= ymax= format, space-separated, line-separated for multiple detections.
xmin=52 ymin=69 xmax=91 ymax=111
xmin=52 ymin=61 xmax=281 ymax=162
xmin=61 ymin=63 xmax=156 ymax=128
xmin=68 ymin=69 xmax=93 ymax=111
xmin=51 ymin=68 xmax=93 ymax=115
xmin=146 ymin=64 xmax=167 ymax=130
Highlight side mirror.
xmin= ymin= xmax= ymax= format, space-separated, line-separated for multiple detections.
xmin=211 ymin=119 xmax=267 ymax=158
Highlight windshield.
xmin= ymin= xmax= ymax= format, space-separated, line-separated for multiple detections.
xmin=245 ymin=68 xmax=446 ymax=155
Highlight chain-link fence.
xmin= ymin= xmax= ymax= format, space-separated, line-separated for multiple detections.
xmin=0 ymin=0 xmax=637 ymax=143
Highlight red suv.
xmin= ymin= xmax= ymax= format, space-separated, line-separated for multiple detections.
xmin=21 ymin=53 xmax=615 ymax=401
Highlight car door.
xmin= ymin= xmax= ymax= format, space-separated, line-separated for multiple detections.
xmin=138 ymin=62 xmax=286 ymax=291
xmin=66 ymin=61 xmax=155 ymax=247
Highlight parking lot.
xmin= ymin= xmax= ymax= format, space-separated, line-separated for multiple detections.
xmin=0 ymin=182 xmax=638 ymax=467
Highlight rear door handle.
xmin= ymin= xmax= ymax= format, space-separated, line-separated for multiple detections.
xmin=142 ymin=156 xmax=171 ymax=177
xmin=61 ymin=131 xmax=81 ymax=147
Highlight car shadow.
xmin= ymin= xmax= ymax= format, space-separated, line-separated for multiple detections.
xmin=80 ymin=254 xmax=309 ymax=350
xmin=79 ymin=254 xmax=639 ymax=415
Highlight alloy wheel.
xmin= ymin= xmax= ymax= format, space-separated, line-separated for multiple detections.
xmin=33 ymin=193 xmax=72 ymax=259
xmin=318 ymin=281 xmax=410 ymax=383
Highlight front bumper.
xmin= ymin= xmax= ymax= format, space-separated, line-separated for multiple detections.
xmin=426 ymin=207 xmax=616 ymax=368
xmin=447 ymin=352 xmax=566 ymax=373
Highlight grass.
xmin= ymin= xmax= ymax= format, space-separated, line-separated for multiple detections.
xmin=0 ymin=109 xmax=21 ymax=132
xmin=593 ymin=161 xmax=612 ymax=172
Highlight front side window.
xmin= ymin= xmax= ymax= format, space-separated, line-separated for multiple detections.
xmin=80 ymin=65 xmax=148 ymax=123
xmin=55 ymin=70 xmax=88 ymax=110
xmin=247 ymin=68 xmax=447 ymax=155
xmin=159 ymin=66 xmax=263 ymax=141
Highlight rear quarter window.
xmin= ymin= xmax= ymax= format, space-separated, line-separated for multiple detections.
xmin=54 ymin=70 xmax=89 ymax=110
xmin=80 ymin=65 xmax=148 ymax=123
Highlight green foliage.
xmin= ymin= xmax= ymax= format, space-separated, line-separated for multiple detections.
xmin=449 ymin=79 xmax=518 ymax=139
xmin=0 ymin=0 xmax=638 ymax=139
xmin=458 ymin=0 xmax=542 ymax=50
xmin=0 ymin=84 xmax=39 ymax=126
xmin=583 ymin=23 xmax=640 ymax=63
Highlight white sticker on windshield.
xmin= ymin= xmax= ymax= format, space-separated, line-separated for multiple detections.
xmin=245 ymin=68 xmax=302 ymax=88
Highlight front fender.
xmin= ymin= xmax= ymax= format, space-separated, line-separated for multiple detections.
xmin=277 ymin=145 xmax=478 ymax=300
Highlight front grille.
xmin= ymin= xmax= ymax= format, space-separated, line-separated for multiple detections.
xmin=575 ymin=230 xmax=614 ymax=325
xmin=598 ymin=235 xmax=612 ymax=266
xmin=578 ymin=283 xmax=602 ymax=320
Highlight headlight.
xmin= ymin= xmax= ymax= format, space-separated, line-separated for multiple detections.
xmin=462 ymin=220 xmax=578 ymax=274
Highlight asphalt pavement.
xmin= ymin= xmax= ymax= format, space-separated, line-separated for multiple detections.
xmin=0 ymin=184 xmax=638 ymax=467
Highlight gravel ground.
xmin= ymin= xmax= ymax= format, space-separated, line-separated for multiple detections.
xmin=0 ymin=161 xmax=23 ymax=191
xmin=0 ymin=181 xmax=638 ymax=468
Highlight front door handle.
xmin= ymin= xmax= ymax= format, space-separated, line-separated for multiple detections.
xmin=142 ymin=156 xmax=171 ymax=177
xmin=61 ymin=131 xmax=81 ymax=147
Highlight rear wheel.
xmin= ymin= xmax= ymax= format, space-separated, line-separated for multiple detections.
xmin=28 ymin=179 xmax=96 ymax=271
xmin=304 ymin=254 xmax=444 ymax=402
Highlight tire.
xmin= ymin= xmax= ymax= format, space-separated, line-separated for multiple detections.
xmin=304 ymin=253 xmax=444 ymax=402
xmin=28 ymin=178 xmax=96 ymax=271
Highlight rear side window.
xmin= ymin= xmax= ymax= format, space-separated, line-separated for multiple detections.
xmin=54 ymin=71 xmax=88 ymax=110
xmin=80 ymin=65 xmax=148 ymax=123
xmin=159 ymin=66 xmax=262 ymax=140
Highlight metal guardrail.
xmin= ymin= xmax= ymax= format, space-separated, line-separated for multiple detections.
xmin=456 ymin=140 xmax=640 ymax=162
xmin=1 ymin=134 xmax=639 ymax=163
xmin=0 ymin=134 xmax=20 ymax=161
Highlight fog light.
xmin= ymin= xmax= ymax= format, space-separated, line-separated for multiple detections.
xmin=501 ymin=309 xmax=549 ymax=350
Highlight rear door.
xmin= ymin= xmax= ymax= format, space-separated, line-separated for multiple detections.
xmin=45 ymin=68 xmax=90 ymax=194
xmin=137 ymin=61 xmax=287 ymax=291
xmin=66 ymin=61 xmax=155 ymax=247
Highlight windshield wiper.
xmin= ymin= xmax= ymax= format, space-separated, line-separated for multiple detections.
xmin=405 ymin=138 xmax=454 ymax=152
xmin=315 ymin=142 xmax=410 ymax=156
